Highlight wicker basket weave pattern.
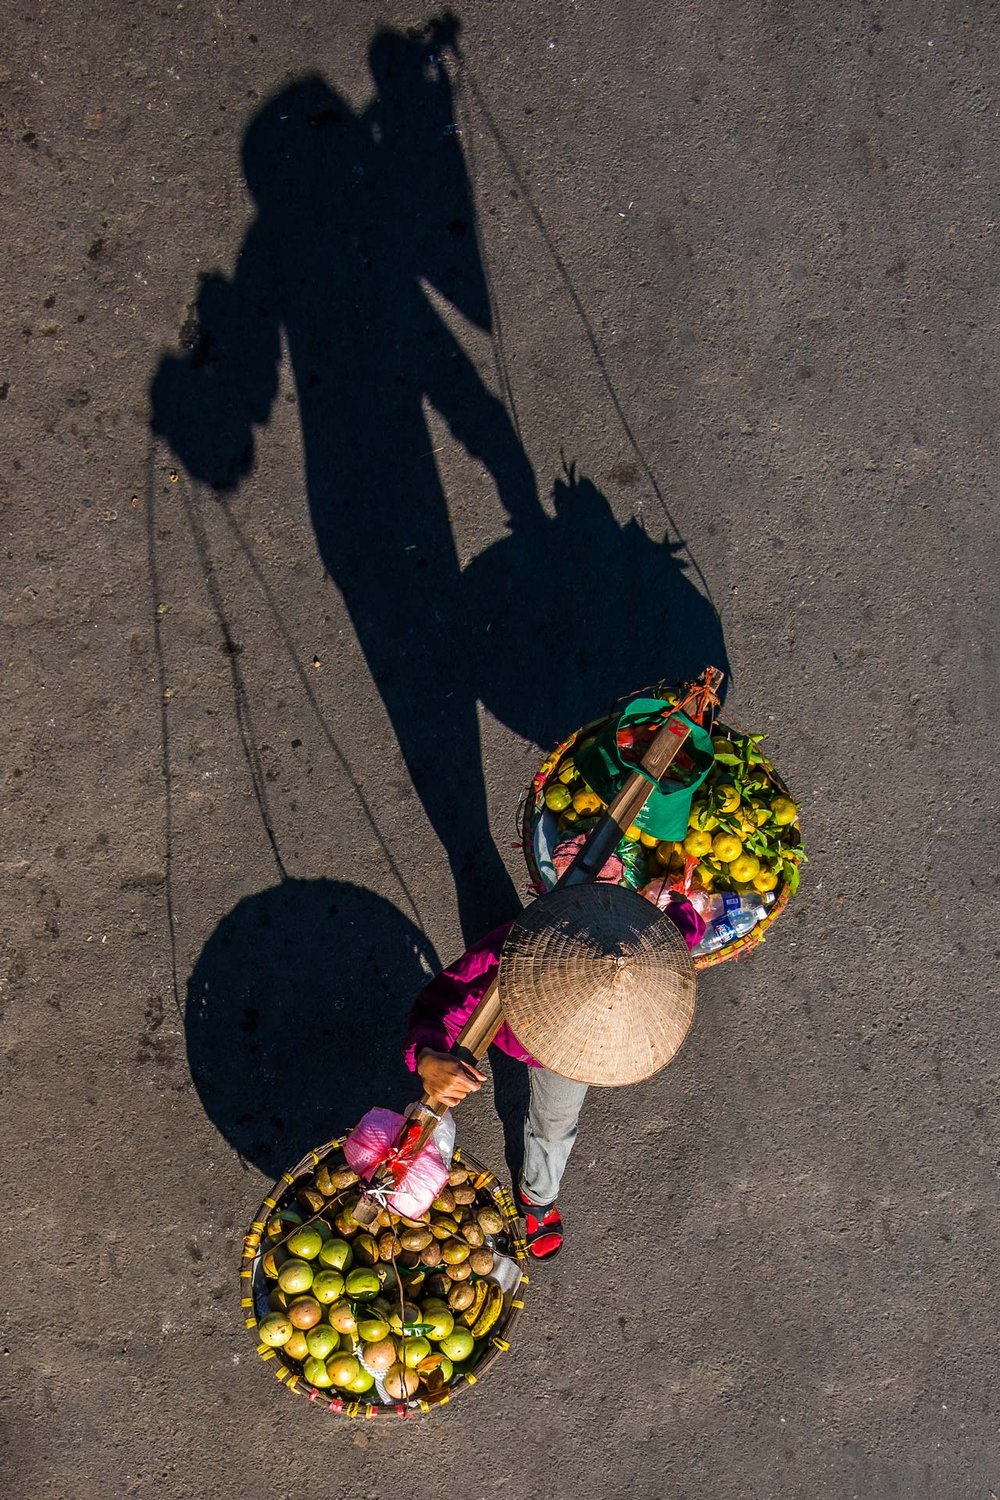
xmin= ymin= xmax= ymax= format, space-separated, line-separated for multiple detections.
xmin=518 ymin=686 xmax=795 ymax=969
xmin=241 ymin=1140 xmax=527 ymax=1417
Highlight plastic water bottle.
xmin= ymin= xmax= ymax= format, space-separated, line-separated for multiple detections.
xmin=693 ymin=892 xmax=766 ymax=955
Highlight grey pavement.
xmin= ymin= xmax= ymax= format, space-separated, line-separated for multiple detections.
xmin=2 ymin=3 xmax=999 ymax=1497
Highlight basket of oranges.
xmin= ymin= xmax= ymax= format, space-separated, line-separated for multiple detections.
xmin=519 ymin=680 xmax=804 ymax=968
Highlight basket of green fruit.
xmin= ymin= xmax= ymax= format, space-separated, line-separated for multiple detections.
xmin=241 ymin=1138 xmax=527 ymax=1416
xmin=519 ymin=678 xmax=804 ymax=969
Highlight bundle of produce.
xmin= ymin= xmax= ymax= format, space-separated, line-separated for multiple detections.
xmin=520 ymin=680 xmax=804 ymax=968
xmin=241 ymin=1139 xmax=527 ymax=1416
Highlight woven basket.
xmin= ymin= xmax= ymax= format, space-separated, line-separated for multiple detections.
xmin=241 ymin=1139 xmax=527 ymax=1417
xmin=518 ymin=682 xmax=797 ymax=969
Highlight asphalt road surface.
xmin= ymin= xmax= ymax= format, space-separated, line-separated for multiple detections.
xmin=3 ymin=3 xmax=999 ymax=1497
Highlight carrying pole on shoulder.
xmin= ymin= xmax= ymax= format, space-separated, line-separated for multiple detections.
xmin=352 ymin=669 xmax=722 ymax=1217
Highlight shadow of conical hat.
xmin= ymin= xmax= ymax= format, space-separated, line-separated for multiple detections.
xmin=497 ymin=883 xmax=697 ymax=1086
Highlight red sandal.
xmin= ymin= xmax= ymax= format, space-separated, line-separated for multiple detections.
xmin=518 ymin=1192 xmax=563 ymax=1260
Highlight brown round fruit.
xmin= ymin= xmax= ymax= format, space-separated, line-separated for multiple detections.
xmin=476 ymin=1208 xmax=504 ymax=1236
xmin=400 ymin=1228 xmax=433 ymax=1253
xmin=399 ymin=1210 xmax=431 ymax=1228
xmin=441 ymin=1238 xmax=470 ymax=1265
xmin=469 ymin=1248 xmax=495 ymax=1277
xmin=327 ymin=1300 xmax=358 ymax=1336
xmin=284 ymin=1328 xmax=310 ymax=1362
xmin=447 ymin=1165 xmax=469 ymax=1188
xmin=362 ymin=1336 xmax=398 ymax=1373
xmin=425 ymin=1273 xmax=449 ymax=1299
xmin=383 ymin=1363 xmax=420 ymax=1400
xmin=447 ymin=1282 xmax=475 ymax=1312
xmin=432 ymin=1188 xmax=456 ymax=1214
xmin=327 ymin=1354 xmax=361 ymax=1389
xmin=288 ymin=1296 xmax=323 ymax=1330
xmin=452 ymin=1186 xmax=476 ymax=1206
xmin=445 ymin=1259 xmax=472 ymax=1282
xmin=461 ymin=1223 xmax=484 ymax=1248
xmin=421 ymin=1241 xmax=443 ymax=1269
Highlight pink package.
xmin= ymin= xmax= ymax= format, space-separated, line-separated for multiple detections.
xmin=552 ymin=834 xmax=624 ymax=884
xmin=640 ymin=873 xmax=677 ymax=910
xmin=342 ymin=1107 xmax=449 ymax=1219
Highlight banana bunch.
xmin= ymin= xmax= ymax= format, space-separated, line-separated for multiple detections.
xmin=462 ymin=1280 xmax=504 ymax=1339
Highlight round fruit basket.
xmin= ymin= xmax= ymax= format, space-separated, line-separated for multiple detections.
xmin=519 ymin=681 xmax=804 ymax=969
xmin=240 ymin=1137 xmax=527 ymax=1417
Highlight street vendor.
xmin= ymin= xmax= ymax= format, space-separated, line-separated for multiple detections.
xmin=404 ymin=890 xmax=704 ymax=1262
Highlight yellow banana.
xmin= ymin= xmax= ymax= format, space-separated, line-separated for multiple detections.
xmin=471 ymin=1282 xmax=504 ymax=1339
xmin=460 ymin=1280 xmax=488 ymax=1328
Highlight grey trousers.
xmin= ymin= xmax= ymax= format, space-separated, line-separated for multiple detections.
xmin=519 ymin=1066 xmax=589 ymax=1207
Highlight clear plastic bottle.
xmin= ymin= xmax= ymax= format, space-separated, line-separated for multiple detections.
xmin=693 ymin=893 xmax=766 ymax=955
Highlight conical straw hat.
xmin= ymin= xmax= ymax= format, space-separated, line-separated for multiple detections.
xmin=497 ymin=883 xmax=697 ymax=1086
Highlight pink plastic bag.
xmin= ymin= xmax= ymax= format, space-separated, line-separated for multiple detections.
xmin=639 ymin=879 xmax=708 ymax=948
xmin=343 ymin=1107 xmax=451 ymax=1219
xmin=640 ymin=873 xmax=678 ymax=911
xmin=552 ymin=834 xmax=624 ymax=884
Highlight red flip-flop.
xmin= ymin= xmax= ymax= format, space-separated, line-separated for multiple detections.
xmin=518 ymin=1193 xmax=563 ymax=1260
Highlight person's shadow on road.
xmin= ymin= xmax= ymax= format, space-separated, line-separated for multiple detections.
xmin=153 ymin=18 xmax=534 ymax=943
xmin=154 ymin=13 xmax=729 ymax=1183
xmin=150 ymin=14 xmax=728 ymax=948
xmin=186 ymin=878 xmax=438 ymax=1179
xmin=185 ymin=874 xmax=530 ymax=1189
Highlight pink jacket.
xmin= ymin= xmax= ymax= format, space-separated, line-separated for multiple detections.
xmin=404 ymin=897 xmax=705 ymax=1072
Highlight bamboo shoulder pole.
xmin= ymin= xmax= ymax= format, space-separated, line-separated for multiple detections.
xmin=359 ymin=706 xmax=700 ymax=1198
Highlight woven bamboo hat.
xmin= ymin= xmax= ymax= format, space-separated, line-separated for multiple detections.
xmin=497 ymin=883 xmax=697 ymax=1086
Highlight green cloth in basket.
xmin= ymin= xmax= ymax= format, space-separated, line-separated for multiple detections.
xmin=573 ymin=696 xmax=715 ymax=842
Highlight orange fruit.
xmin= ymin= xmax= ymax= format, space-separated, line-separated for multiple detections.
xmin=683 ymin=830 xmax=713 ymax=859
xmin=572 ymin=789 xmax=603 ymax=816
xmin=717 ymin=784 xmax=740 ymax=813
xmin=711 ymin=834 xmax=743 ymax=864
xmin=729 ymin=854 xmax=761 ymax=883
xmin=545 ymin=784 xmax=572 ymax=813
xmin=772 ymin=797 xmax=798 ymax=826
